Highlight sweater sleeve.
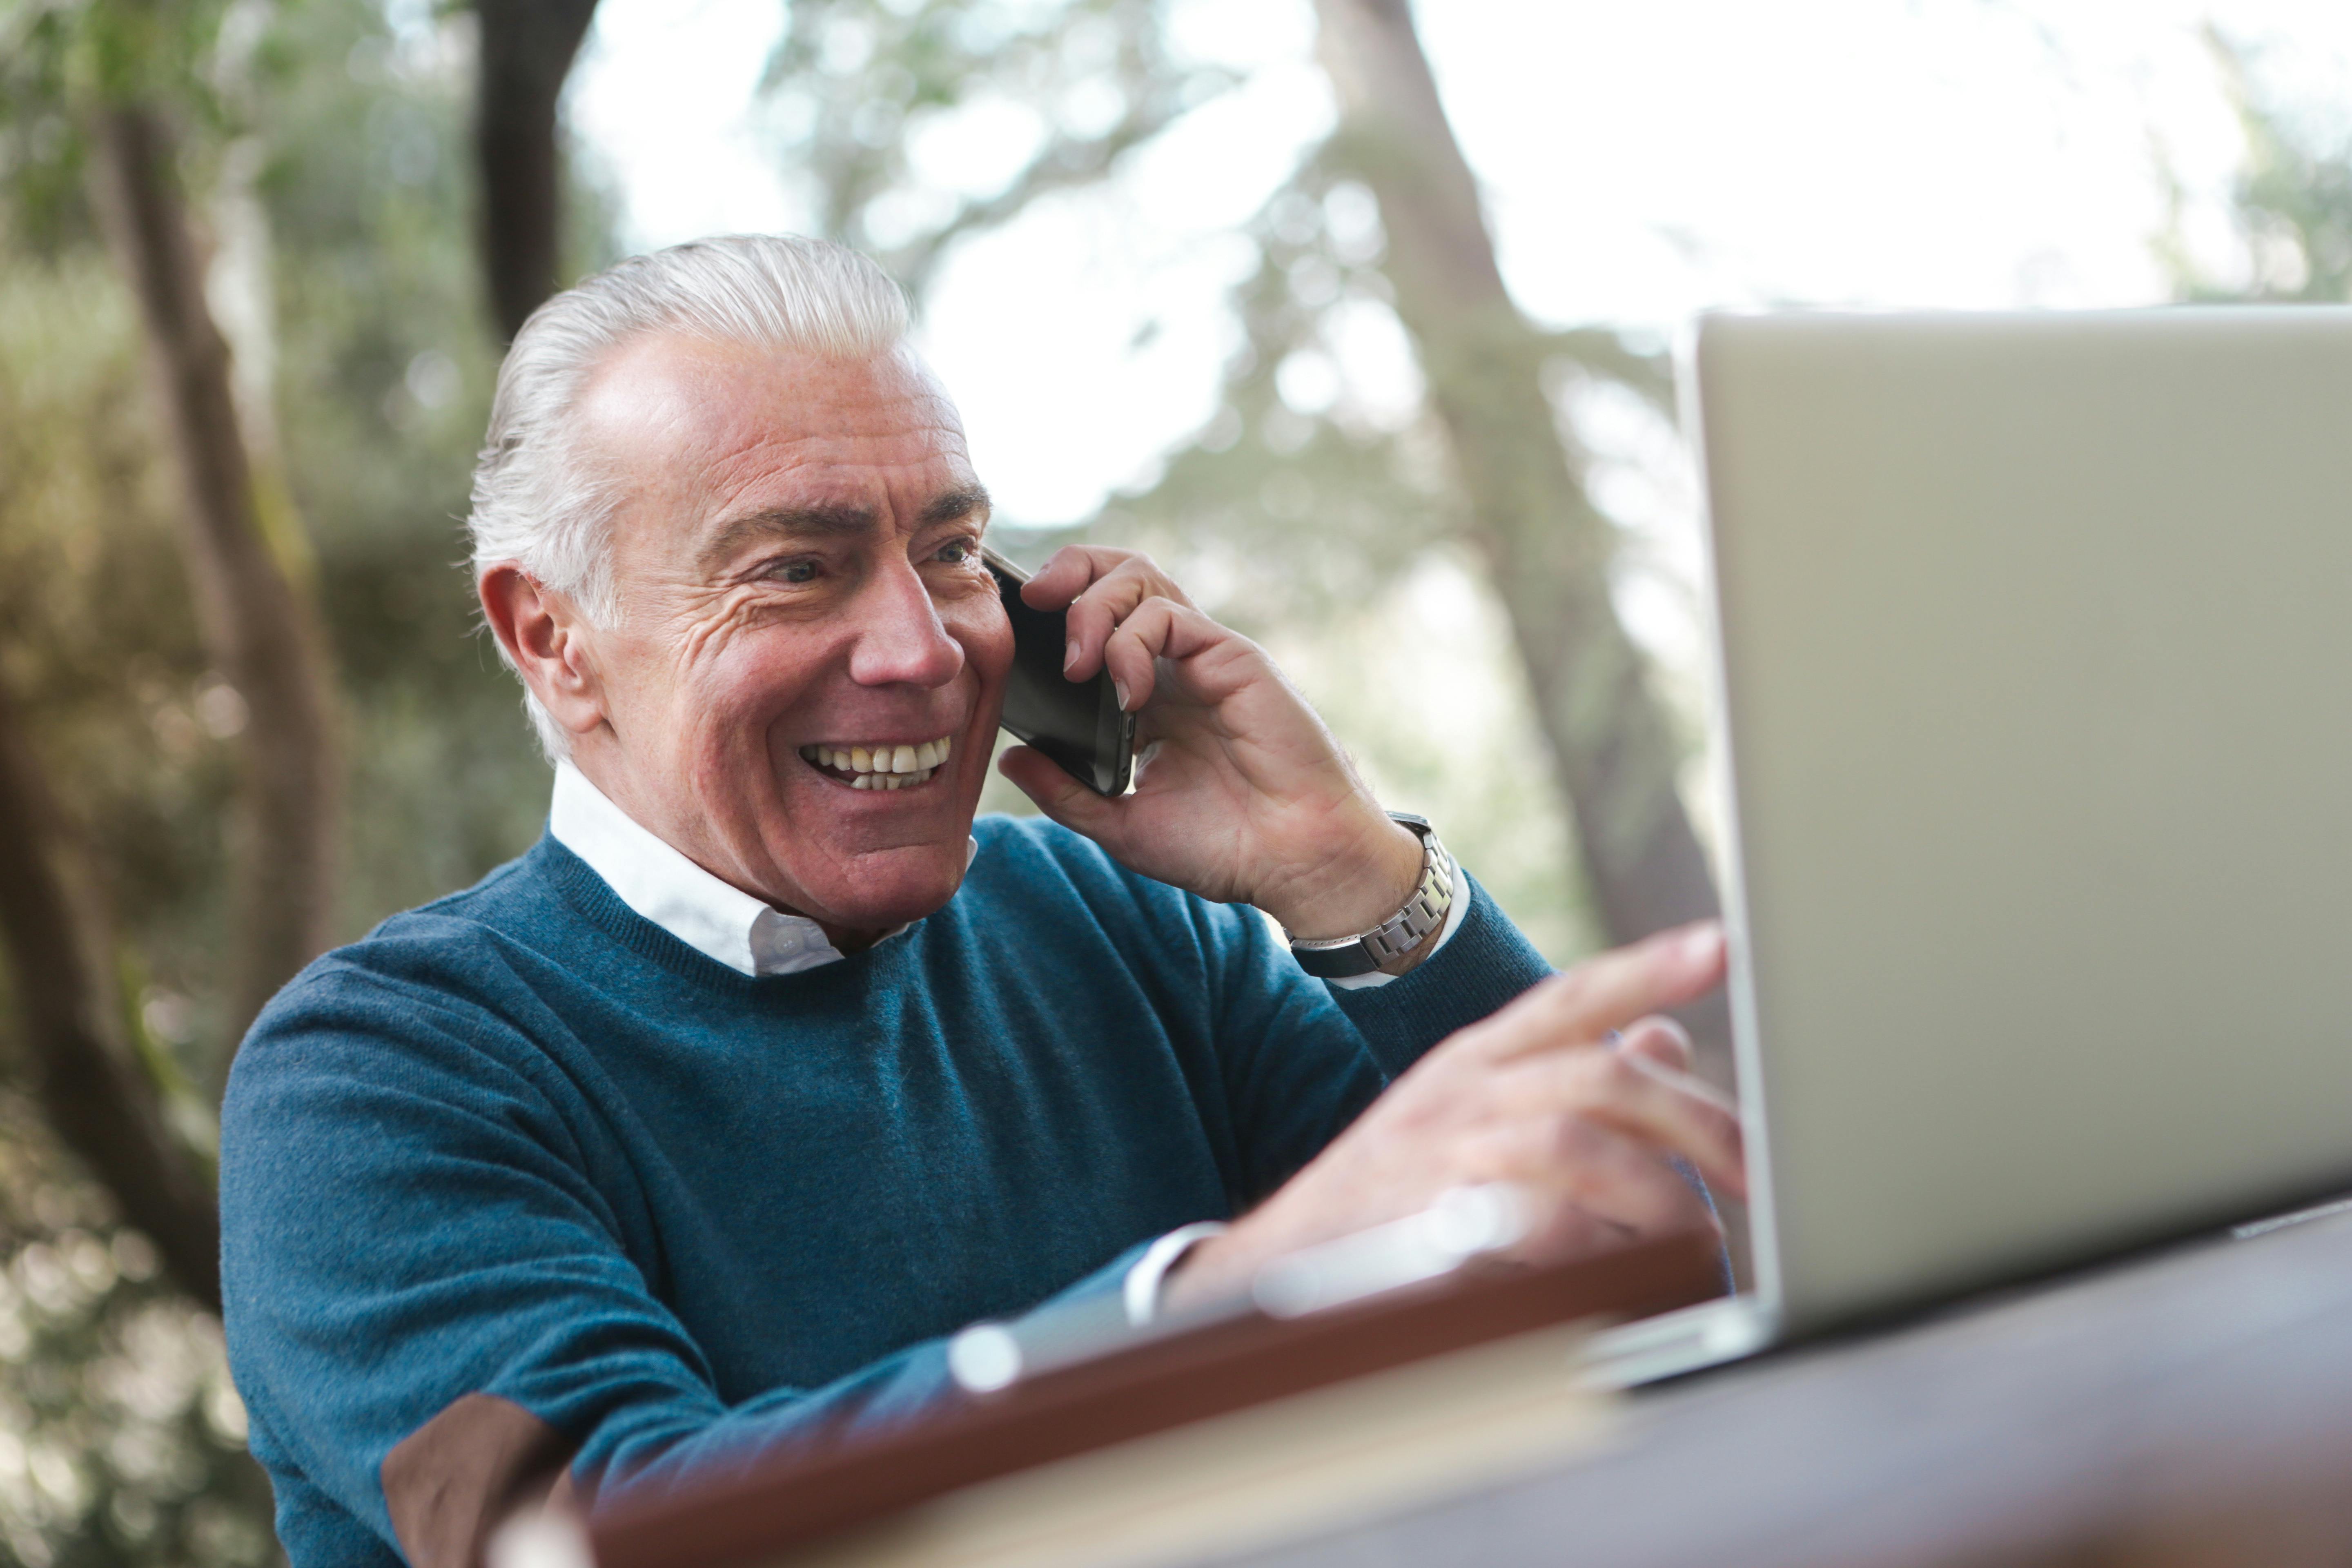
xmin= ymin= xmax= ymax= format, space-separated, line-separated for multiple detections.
xmin=1180 ymin=869 xmax=1554 ymax=1207
xmin=220 ymin=964 xmax=1145 ymax=1558
xmin=1327 ymin=871 xmax=1556 ymax=1078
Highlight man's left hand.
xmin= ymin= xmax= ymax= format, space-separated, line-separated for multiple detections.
xmin=995 ymin=546 xmax=1424 ymax=941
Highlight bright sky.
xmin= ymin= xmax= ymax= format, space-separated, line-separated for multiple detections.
xmin=569 ymin=0 xmax=2352 ymax=530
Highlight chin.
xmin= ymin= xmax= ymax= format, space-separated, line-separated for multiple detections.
xmin=766 ymin=744 xmax=992 ymax=931
xmin=802 ymin=843 xmax=971 ymax=932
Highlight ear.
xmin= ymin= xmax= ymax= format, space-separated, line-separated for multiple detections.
xmin=478 ymin=564 xmax=607 ymax=742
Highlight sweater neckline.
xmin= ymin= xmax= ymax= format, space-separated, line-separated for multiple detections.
xmin=529 ymin=835 xmax=918 ymax=995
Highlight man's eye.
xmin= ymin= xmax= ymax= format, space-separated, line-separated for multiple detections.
xmin=934 ymin=539 xmax=976 ymax=566
xmin=771 ymin=560 xmax=821 ymax=584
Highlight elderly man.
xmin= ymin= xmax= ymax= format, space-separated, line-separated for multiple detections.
xmin=220 ymin=236 xmax=1740 ymax=1568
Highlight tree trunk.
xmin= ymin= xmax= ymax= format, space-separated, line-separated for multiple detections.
xmin=1311 ymin=0 xmax=1721 ymax=939
xmin=1312 ymin=0 xmax=1744 ymax=1278
xmin=88 ymin=104 xmax=341 ymax=1068
xmin=475 ymin=0 xmax=601 ymax=341
xmin=0 ymin=676 xmax=223 ymax=1312
xmin=1310 ymin=0 xmax=1734 ymax=1082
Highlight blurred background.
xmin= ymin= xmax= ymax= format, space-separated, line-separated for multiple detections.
xmin=2 ymin=0 xmax=2350 ymax=1561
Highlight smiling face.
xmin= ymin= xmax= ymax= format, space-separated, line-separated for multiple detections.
xmin=549 ymin=332 xmax=1012 ymax=937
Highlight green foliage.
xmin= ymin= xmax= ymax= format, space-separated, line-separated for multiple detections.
xmin=1054 ymin=146 xmax=1683 ymax=961
xmin=0 ymin=0 xmax=245 ymax=253
xmin=1 ymin=0 xmax=552 ymax=1089
xmin=250 ymin=0 xmax=564 ymax=933
xmin=2163 ymin=28 xmax=2352 ymax=304
xmin=1086 ymin=158 xmax=1457 ymax=625
xmin=0 ymin=1095 xmax=272 ymax=1568
xmin=0 ymin=249 xmax=236 ymax=1060
xmin=763 ymin=0 xmax=1228 ymax=295
xmin=2 ymin=0 xmax=563 ymax=1558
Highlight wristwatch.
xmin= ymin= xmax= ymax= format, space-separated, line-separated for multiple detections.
xmin=1286 ymin=814 xmax=1457 ymax=979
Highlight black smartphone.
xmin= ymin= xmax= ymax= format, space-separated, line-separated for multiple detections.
xmin=983 ymin=546 xmax=1136 ymax=797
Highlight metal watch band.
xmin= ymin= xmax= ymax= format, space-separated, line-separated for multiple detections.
xmin=1287 ymin=813 xmax=1457 ymax=980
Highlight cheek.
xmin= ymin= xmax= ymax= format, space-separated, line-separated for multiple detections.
xmin=680 ymin=628 xmax=831 ymax=748
xmin=949 ymin=596 xmax=1015 ymax=698
xmin=945 ymin=595 xmax=1011 ymax=682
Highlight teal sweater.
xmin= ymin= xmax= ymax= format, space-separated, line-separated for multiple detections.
xmin=220 ymin=815 xmax=1551 ymax=1565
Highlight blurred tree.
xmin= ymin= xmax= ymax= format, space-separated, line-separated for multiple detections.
xmin=475 ymin=0 xmax=600 ymax=338
xmin=759 ymin=0 xmax=1229 ymax=299
xmin=1 ymin=0 xmax=339 ymax=1310
xmin=2160 ymin=27 xmax=2352 ymax=304
xmin=0 ymin=1091 xmax=272 ymax=1568
xmin=1311 ymin=0 xmax=1719 ymax=961
xmin=85 ymin=101 xmax=341 ymax=1072
xmin=2 ymin=0 xmax=579 ymax=1556
xmin=0 ymin=677 xmax=220 ymax=1313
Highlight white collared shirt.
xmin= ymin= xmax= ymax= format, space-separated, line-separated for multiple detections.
xmin=548 ymin=761 xmax=911 ymax=977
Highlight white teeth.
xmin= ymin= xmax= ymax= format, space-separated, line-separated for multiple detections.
xmin=806 ymin=737 xmax=953 ymax=788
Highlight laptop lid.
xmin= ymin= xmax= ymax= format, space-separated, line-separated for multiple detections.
xmin=1694 ymin=307 xmax=2352 ymax=1335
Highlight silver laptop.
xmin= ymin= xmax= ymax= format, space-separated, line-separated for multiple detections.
xmin=1588 ymin=306 xmax=2352 ymax=1387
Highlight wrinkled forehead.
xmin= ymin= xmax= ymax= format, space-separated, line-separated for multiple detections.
xmin=574 ymin=332 xmax=975 ymax=541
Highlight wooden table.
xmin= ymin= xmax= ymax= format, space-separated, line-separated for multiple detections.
xmin=1203 ymin=1208 xmax=2352 ymax=1568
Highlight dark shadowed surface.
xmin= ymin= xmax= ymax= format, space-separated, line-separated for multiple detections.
xmin=1195 ymin=1207 xmax=2352 ymax=1568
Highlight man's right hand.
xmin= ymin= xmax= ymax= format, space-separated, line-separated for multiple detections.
xmin=1162 ymin=921 xmax=1743 ymax=1314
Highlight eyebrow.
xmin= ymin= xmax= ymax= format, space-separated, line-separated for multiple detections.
xmin=921 ymin=484 xmax=992 ymax=526
xmin=698 ymin=485 xmax=993 ymax=573
xmin=697 ymin=504 xmax=875 ymax=572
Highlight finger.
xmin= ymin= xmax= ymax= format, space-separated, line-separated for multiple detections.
xmin=1505 ymin=1118 xmax=1716 ymax=1247
xmin=1061 ymin=561 xmax=1155 ymax=684
xmin=1614 ymin=1015 xmax=1695 ymax=1075
xmin=1454 ymin=922 xmax=1726 ymax=1067
xmin=996 ymin=745 xmax=1123 ymax=840
xmin=1022 ymin=549 xmax=1192 ymax=683
xmin=1019 ymin=546 xmax=1139 ymax=613
xmin=1026 ymin=550 xmax=1146 ymax=679
xmin=1496 ymin=1191 xmax=1633 ymax=1267
xmin=1065 ymin=562 xmax=1197 ymax=686
xmin=1508 ymin=1046 xmax=1746 ymax=1199
xmin=1101 ymin=597 xmax=1263 ymax=713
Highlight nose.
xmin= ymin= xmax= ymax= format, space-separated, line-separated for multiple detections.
xmin=846 ymin=555 xmax=965 ymax=690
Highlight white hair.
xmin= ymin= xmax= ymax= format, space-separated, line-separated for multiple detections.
xmin=468 ymin=234 xmax=912 ymax=760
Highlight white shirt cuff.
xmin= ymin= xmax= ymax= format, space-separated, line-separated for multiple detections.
xmin=1121 ymin=1221 xmax=1230 ymax=1326
xmin=1325 ymin=853 xmax=1472 ymax=991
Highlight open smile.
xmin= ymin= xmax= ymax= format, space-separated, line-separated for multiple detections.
xmin=797 ymin=735 xmax=954 ymax=792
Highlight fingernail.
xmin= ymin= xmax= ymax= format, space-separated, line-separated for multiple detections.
xmin=1064 ymin=641 xmax=1079 ymax=673
xmin=1601 ymin=1029 xmax=1625 ymax=1052
xmin=1114 ymin=680 xmax=1130 ymax=710
xmin=1684 ymin=924 xmax=1723 ymax=962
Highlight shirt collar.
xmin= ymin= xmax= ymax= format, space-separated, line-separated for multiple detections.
xmin=548 ymin=762 xmax=853 ymax=978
